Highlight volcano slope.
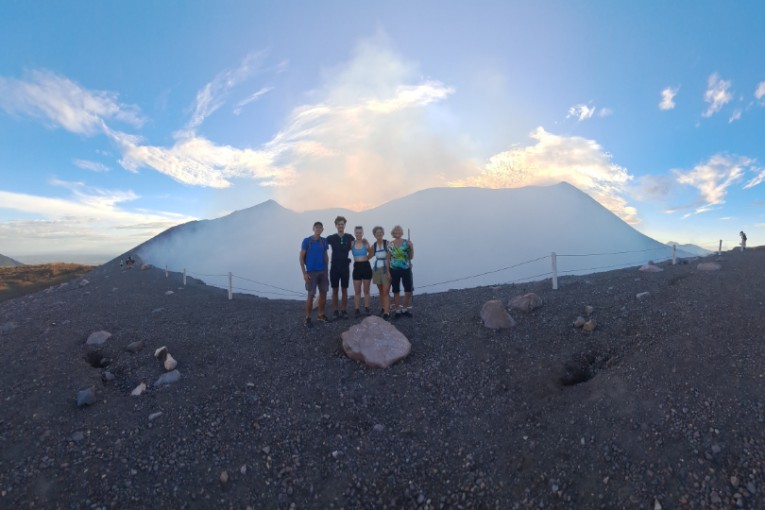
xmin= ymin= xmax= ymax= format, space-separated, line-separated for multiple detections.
xmin=0 ymin=247 xmax=764 ymax=509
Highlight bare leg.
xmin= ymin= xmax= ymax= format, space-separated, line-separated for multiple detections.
xmin=393 ymin=292 xmax=401 ymax=310
xmin=341 ymin=288 xmax=348 ymax=311
xmin=332 ymin=288 xmax=339 ymax=312
xmin=403 ymin=292 xmax=412 ymax=308
xmin=353 ymin=280 xmax=362 ymax=310
xmin=382 ymin=284 xmax=391 ymax=314
xmin=318 ymin=292 xmax=327 ymax=316
xmin=363 ymin=279 xmax=371 ymax=308
xmin=305 ymin=294 xmax=314 ymax=317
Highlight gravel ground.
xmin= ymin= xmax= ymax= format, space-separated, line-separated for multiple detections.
xmin=1 ymin=247 xmax=764 ymax=509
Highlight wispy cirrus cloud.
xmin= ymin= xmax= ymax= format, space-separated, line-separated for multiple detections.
xmin=0 ymin=69 xmax=144 ymax=135
xmin=756 ymin=82 xmax=765 ymax=104
xmin=179 ymin=51 xmax=268 ymax=137
xmin=73 ymin=159 xmax=110 ymax=172
xmin=659 ymin=86 xmax=678 ymax=110
xmin=671 ymin=154 xmax=754 ymax=216
xmin=233 ymin=86 xmax=273 ymax=115
xmin=450 ymin=127 xmax=638 ymax=224
xmin=702 ymin=73 xmax=733 ymax=118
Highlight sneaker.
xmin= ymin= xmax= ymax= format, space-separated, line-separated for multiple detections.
xmin=394 ymin=308 xmax=403 ymax=318
xmin=341 ymin=310 xmax=349 ymax=320
xmin=304 ymin=317 xmax=313 ymax=328
xmin=365 ymin=307 xmax=371 ymax=316
xmin=355 ymin=309 xmax=361 ymax=318
xmin=317 ymin=314 xmax=330 ymax=323
xmin=402 ymin=309 xmax=412 ymax=318
xmin=332 ymin=310 xmax=340 ymax=320
xmin=383 ymin=313 xmax=390 ymax=321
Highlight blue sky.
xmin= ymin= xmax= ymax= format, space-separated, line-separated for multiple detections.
xmin=1 ymin=1 xmax=763 ymax=262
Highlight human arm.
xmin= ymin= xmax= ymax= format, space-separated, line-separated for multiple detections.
xmin=408 ymin=240 xmax=414 ymax=262
xmin=299 ymin=249 xmax=310 ymax=281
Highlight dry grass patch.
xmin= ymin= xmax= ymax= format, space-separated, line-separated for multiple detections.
xmin=0 ymin=263 xmax=95 ymax=302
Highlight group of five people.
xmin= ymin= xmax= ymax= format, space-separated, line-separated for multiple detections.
xmin=299 ymin=216 xmax=414 ymax=327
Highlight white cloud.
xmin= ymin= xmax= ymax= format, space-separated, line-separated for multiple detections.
xmin=702 ymin=73 xmax=733 ymax=117
xmin=598 ymin=107 xmax=613 ymax=118
xmin=0 ymin=181 xmax=193 ymax=257
xmin=179 ymin=51 xmax=267 ymax=137
xmin=73 ymin=159 xmax=110 ymax=172
xmin=672 ymin=154 xmax=753 ymax=215
xmin=729 ymin=109 xmax=742 ymax=123
xmin=449 ymin=127 xmax=638 ymax=224
xmin=0 ymin=69 xmax=144 ymax=135
xmin=744 ymin=166 xmax=765 ymax=189
xmin=659 ymin=86 xmax=678 ymax=110
xmin=233 ymin=86 xmax=273 ymax=115
xmin=567 ymin=104 xmax=596 ymax=121
xmin=756 ymin=82 xmax=765 ymax=103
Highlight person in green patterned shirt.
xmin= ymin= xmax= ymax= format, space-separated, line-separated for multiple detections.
xmin=388 ymin=225 xmax=414 ymax=318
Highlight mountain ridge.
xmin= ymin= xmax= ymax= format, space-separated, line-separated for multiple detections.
xmin=136 ymin=182 xmax=691 ymax=298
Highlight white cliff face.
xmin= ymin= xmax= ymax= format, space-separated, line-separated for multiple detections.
xmin=137 ymin=182 xmax=686 ymax=299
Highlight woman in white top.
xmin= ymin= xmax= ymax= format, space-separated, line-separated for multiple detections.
xmin=370 ymin=226 xmax=391 ymax=320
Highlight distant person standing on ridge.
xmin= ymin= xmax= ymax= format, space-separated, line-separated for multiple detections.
xmin=300 ymin=221 xmax=330 ymax=328
xmin=740 ymin=231 xmax=747 ymax=251
xmin=389 ymin=225 xmax=414 ymax=318
xmin=371 ymin=226 xmax=391 ymax=320
xmin=351 ymin=225 xmax=373 ymax=317
xmin=326 ymin=216 xmax=355 ymax=320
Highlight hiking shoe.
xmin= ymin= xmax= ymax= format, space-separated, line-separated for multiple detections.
xmin=402 ymin=309 xmax=413 ymax=318
xmin=355 ymin=309 xmax=361 ymax=318
xmin=365 ymin=307 xmax=371 ymax=316
xmin=341 ymin=310 xmax=349 ymax=320
xmin=383 ymin=313 xmax=390 ymax=321
xmin=304 ymin=317 xmax=313 ymax=328
xmin=332 ymin=310 xmax=340 ymax=320
xmin=317 ymin=314 xmax=331 ymax=323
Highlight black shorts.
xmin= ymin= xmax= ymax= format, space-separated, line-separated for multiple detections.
xmin=352 ymin=260 xmax=373 ymax=280
xmin=390 ymin=267 xmax=413 ymax=293
xmin=330 ymin=261 xmax=351 ymax=289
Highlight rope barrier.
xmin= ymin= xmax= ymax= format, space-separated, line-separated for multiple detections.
xmin=156 ymin=240 xmax=724 ymax=299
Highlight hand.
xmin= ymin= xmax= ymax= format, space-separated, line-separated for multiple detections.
xmin=303 ymin=273 xmax=310 ymax=281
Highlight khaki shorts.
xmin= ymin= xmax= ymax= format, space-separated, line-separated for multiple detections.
xmin=372 ymin=267 xmax=390 ymax=286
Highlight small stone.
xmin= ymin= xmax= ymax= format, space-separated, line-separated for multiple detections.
xmin=653 ymin=498 xmax=662 ymax=510
xmin=86 ymin=330 xmax=111 ymax=346
xmin=582 ymin=319 xmax=597 ymax=332
xmin=154 ymin=370 xmax=181 ymax=387
xmin=711 ymin=444 xmax=721 ymax=454
xmin=373 ymin=424 xmax=385 ymax=433
xmin=148 ymin=412 xmax=162 ymax=421
xmin=710 ymin=491 xmax=721 ymax=504
xmin=583 ymin=305 xmax=594 ymax=316
xmin=163 ymin=353 xmax=178 ymax=371
xmin=246 ymin=382 xmax=255 ymax=388
xmin=165 ymin=290 xmax=174 ymax=295
xmin=573 ymin=316 xmax=586 ymax=328
xmin=331 ymin=450 xmax=340 ymax=458
xmin=261 ymin=446 xmax=271 ymax=455
xmin=747 ymin=482 xmax=756 ymax=494
xmin=101 ymin=371 xmax=115 ymax=383
xmin=76 ymin=386 xmax=96 ymax=407
xmin=731 ymin=475 xmax=740 ymax=487
xmin=125 ymin=340 xmax=144 ymax=353
xmin=240 ymin=465 xmax=247 ymax=475
xmin=636 ymin=291 xmax=650 ymax=300
xmin=71 ymin=431 xmax=85 ymax=442
xmin=154 ymin=346 xmax=168 ymax=358
xmin=219 ymin=471 xmax=229 ymax=483
xmin=130 ymin=382 xmax=147 ymax=396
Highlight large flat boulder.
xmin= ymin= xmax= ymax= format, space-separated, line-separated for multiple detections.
xmin=341 ymin=316 xmax=411 ymax=368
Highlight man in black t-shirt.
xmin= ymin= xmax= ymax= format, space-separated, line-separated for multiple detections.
xmin=326 ymin=215 xmax=355 ymax=319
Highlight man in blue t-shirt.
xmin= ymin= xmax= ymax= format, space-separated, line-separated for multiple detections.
xmin=326 ymin=215 xmax=355 ymax=320
xmin=299 ymin=221 xmax=330 ymax=327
